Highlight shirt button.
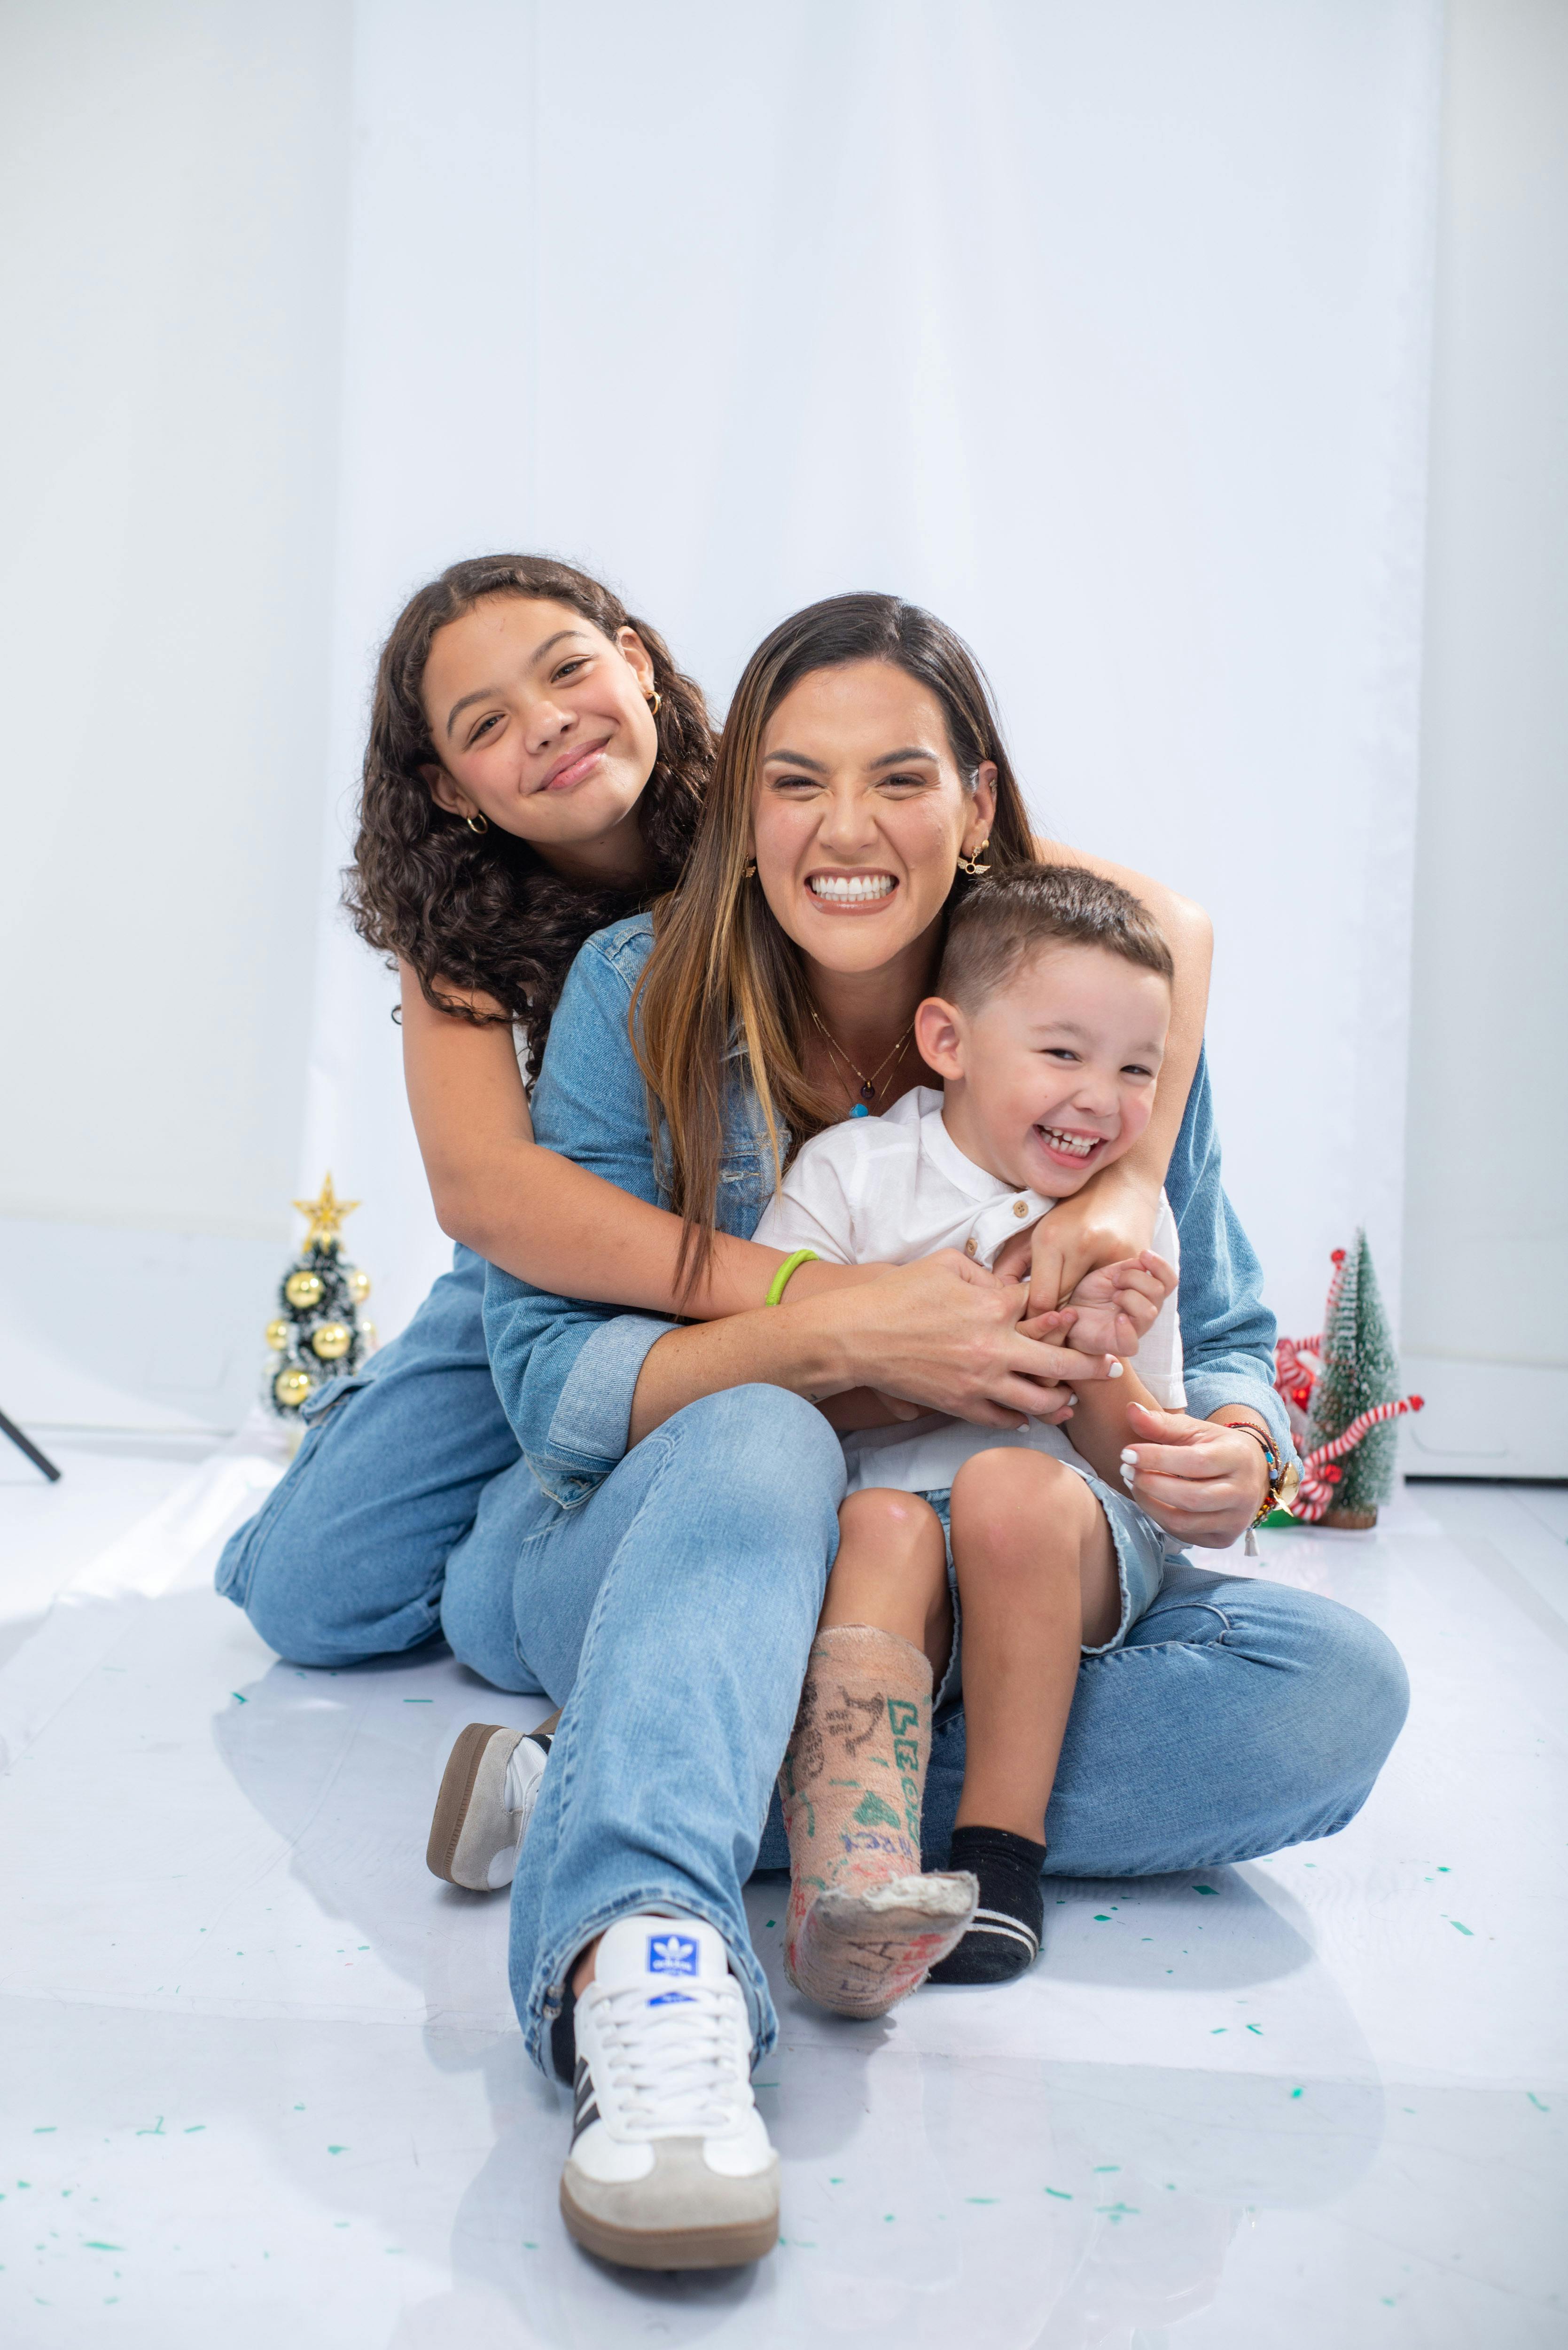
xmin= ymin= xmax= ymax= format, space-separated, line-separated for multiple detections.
xmin=1012 ymin=1199 xmax=1029 ymax=1217
xmin=964 ymin=1236 xmax=978 ymax=1257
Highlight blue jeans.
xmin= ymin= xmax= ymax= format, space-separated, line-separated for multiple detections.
xmin=218 ymin=1247 xmax=1411 ymax=2072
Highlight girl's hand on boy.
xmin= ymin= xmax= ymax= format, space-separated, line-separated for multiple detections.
xmin=1059 ymin=1251 xmax=1175 ymax=1358
xmin=1116 ymin=1401 xmax=1270 ymax=1548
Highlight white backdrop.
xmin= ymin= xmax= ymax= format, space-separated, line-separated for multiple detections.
xmin=305 ymin=0 xmax=1442 ymax=1347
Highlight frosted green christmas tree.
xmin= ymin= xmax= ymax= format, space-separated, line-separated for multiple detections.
xmin=1301 ymin=1230 xmax=1413 ymax=1527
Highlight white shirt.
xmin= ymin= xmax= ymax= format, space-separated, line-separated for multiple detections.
xmin=752 ymin=1087 xmax=1185 ymax=1497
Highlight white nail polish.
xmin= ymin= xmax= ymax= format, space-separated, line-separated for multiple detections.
xmin=1108 ymin=1360 xmax=1123 ymax=1378
xmin=1120 ymin=1448 xmax=1137 ymax=1465
xmin=1120 ymin=1465 xmax=1135 ymax=1489
xmin=1068 ymin=1394 xmax=1078 ymax=1407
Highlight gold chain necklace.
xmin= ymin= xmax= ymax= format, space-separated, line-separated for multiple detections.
xmin=808 ymin=1006 xmax=916 ymax=1117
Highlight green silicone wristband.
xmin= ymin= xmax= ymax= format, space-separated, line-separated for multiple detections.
xmin=765 ymin=1248 xmax=819 ymax=1307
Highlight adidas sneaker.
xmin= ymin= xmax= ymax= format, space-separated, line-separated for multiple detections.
xmin=426 ymin=1714 xmax=558 ymax=1892
xmin=561 ymin=1912 xmax=780 ymax=2270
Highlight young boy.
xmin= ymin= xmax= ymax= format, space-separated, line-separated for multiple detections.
xmin=755 ymin=864 xmax=1192 ymax=2014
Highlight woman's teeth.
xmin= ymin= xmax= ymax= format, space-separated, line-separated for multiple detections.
xmin=1040 ymin=1127 xmax=1098 ymax=1158
xmin=807 ymin=874 xmax=895 ymax=902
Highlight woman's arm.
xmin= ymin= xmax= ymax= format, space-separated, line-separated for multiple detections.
xmin=1016 ymin=841 xmax=1213 ymax=1307
xmin=481 ymin=929 xmax=1118 ymax=1488
xmin=399 ymin=963 xmax=873 ymax=1316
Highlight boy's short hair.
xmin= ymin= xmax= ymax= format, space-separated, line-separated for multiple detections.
xmin=937 ymin=862 xmax=1174 ymax=1010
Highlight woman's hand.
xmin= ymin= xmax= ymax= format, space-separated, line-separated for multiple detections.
xmin=989 ymin=1163 xmax=1163 ymax=1316
xmin=825 ymin=1251 xmax=1121 ymax=1429
xmin=1117 ymin=1401 xmax=1271 ymax=1549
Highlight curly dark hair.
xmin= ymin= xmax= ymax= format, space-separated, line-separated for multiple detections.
xmin=344 ymin=553 xmax=712 ymax=1074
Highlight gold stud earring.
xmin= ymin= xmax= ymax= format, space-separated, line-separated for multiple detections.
xmin=957 ymin=837 xmax=990 ymax=877
xmin=465 ymin=811 xmax=490 ymax=835
xmin=743 ymin=860 xmax=757 ymax=879
xmin=647 ymin=689 xmax=662 ymax=714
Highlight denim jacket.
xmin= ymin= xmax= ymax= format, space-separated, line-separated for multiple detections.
xmin=483 ymin=914 xmax=1293 ymax=1505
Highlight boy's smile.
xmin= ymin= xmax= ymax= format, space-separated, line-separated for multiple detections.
xmin=914 ymin=942 xmax=1172 ymax=1199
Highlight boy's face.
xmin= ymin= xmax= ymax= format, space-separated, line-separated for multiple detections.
xmin=917 ymin=942 xmax=1172 ymax=1197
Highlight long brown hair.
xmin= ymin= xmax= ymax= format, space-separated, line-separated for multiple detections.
xmin=344 ymin=554 xmax=712 ymax=1074
xmin=634 ymin=592 xmax=1036 ymax=1280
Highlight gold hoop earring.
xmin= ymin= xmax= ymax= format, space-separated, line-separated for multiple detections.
xmin=957 ymin=838 xmax=990 ymax=877
xmin=465 ymin=812 xmax=489 ymax=835
xmin=647 ymin=689 xmax=662 ymax=715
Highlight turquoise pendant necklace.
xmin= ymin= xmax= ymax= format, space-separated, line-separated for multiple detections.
xmin=808 ymin=1007 xmax=915 ymax=1117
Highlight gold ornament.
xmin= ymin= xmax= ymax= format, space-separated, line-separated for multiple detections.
xmin=265 ymin=1317 xmax=291 ymax=1352
xmin=285 ymin=1269 xmax=324 ymax=1309
xmin=273 ymin=1366 xmax=313 ymax=1409
xmin=293 ymin=1173 xmax=360 ymax=1251
xmin=311 ymin=1321 xmax=352 ymax=1361
xmin=346 ymin=1268 xmax=371 ymax=1303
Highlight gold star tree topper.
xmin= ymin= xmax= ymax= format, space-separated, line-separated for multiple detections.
xmin=293 ymin=1173 xmax=360 ymax=1251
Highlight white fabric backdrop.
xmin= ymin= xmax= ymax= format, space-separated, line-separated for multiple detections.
xmin=303 ymin=0 xmax=1441 ymax=1348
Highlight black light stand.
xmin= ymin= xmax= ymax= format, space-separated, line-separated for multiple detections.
xmin=0 ymin=1408 xmax=61 ymax=1481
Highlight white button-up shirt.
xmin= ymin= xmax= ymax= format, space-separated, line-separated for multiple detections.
xmin=753 ymin=1086 xmax=1184 ymax=1497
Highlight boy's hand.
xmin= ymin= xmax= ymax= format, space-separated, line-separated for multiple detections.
xmin=1056 ymin=1251 xmax=1175 ymax=1359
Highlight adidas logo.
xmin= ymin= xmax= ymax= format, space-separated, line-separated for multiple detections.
xmin=648 ymin=1932 xmax=700 ymax=1977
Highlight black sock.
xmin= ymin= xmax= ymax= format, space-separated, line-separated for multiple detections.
xmin=549 ymin=1982 xmax=577 ymax=2084
xmin=927 ymin=1825 xmax=1047 ymax=1985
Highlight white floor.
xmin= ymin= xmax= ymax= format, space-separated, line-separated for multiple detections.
xmin=1 ymin=1439 xmax=1564 ymax=2350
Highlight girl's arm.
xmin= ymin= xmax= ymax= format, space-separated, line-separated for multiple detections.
xmin=1014 ymin=842 xmax=1213 ymax=1308
xmin=399 ymin=963 xmax=874 ymax=1316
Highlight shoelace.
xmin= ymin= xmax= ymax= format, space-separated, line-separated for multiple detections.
xmin=588 ymin=1976 xmax=749 ymax=2138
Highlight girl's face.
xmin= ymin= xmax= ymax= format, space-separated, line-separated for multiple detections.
xmin=420 ymin=595 xmax=659 ymax=880
xmin=751 ymin=660 xmax=996 ymax=982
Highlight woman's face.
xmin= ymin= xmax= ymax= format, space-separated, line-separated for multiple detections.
xmin=420 ymin=595 xmax=659 ymax=879
xmin=751 ymin=660 xmax=996 ymax=981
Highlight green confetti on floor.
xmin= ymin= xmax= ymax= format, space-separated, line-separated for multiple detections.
xmin=328 ymin=2146 xmax=348 ymax=2155
xmin=183 ymin=2126 xmax=205 ymax=2134
xmin=1092 ymin=2166 xmax=1119 ymax=2174
xmin=1290 ymin=2088 xmax=1303 ymax=2099
xmin=965 ymin=2196 xmax=999 ymax=2205
xmin=1093 ymin=1913 xmax=1111 ymax=1922
xmin=1045 ymin=2188 xmax=1072 ymax=2200
xmin=1194 ymin=1884 xmax=1218 ymax=1896
xmin=403 ymin=1698 xmax=432 ymax=1703
xmin=1528 ymin=2093 xmax=1549 ymax=2112
xmin=1246 ymin=2023 xmax=1264 ymax=2035
xmin=32 ymin=2128 xmax=55 ymax=2135
xmin=82 ymin=2242 xmax=123 ymax=2252
xmin=1450 ymin=1921 xmax=1474 ymax=1936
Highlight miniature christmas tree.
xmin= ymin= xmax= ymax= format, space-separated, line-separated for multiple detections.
xmin=1271 ymin=1232 xmax=1423 ymax=1530
xmin=263 ymin=1175 xmax=375 ymax=1428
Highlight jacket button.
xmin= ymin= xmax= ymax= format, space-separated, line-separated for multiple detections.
xmin=1013 ymin=1199 xmax=1029 ymax=1217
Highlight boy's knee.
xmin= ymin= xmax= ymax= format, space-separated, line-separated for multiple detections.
xmin=839 ymin=1486 xmax=942 ymax=1548
xmin=952 ymin=1447 xmax=1088 ymax=1524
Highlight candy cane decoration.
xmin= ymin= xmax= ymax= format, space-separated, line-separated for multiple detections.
xmin=1291 ymin=1393 xmax=1425 ymax=1520
xmin=1274 ymin=1334 xmax=1324 ymax=1415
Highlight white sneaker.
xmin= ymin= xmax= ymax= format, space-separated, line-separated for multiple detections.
xmin=426 ymin=1715 xmax=557 ymax=1892
xmin=560 ymin=1913 xmax=780 ymax=2270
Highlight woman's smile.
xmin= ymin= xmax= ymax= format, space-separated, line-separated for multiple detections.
xmin=805 ymin=870 xmax=898 ymax=909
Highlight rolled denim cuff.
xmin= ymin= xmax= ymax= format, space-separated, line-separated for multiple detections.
xmin=1183 ymin=1367 xmax=1296 ymax=1466
xmin=546 ymin=1311 xmax=674 ymax=1470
